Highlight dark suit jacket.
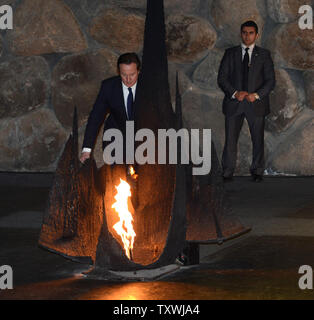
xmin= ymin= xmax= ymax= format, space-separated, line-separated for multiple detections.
xmin=217 ymin=45 xmax=275 ymax=117
xmin=82 ymin=76 xmax=132 ymax=150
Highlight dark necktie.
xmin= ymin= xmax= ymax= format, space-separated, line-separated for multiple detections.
xmin=242 ymin=47 xmax=249 ymax=92
xmin=127 ymin=87 xmax=133 ymax=120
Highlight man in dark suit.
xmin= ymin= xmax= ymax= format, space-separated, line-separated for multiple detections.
xmin=217 ymin=20 xmax=275 ymax=182
xmin=80 ymin=52 xmax=141 ymax=163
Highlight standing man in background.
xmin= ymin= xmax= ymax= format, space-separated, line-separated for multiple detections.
xmin=80 ymin=52 xmax=141 ymax=163
xmin=218 ymin=20 xmax=275 ymax=182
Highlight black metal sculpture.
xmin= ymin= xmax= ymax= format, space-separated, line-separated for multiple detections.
xmin=38 ymin=0 xmax=250 ymax=274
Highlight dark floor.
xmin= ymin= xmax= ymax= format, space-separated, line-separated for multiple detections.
xmin=0 ymin=175 xmax=314 ymax=300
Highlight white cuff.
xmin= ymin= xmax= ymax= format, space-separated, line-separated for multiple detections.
xmin=232 ymin=91 xmax=237 ymax=99
xmin=82 ymin=148 xmax=92 ymax=153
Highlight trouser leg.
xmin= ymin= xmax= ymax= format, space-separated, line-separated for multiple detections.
xmin=245 ymin=114 xmax=265 ymax=176
xmin=222 ymin=113 xmax=244 ymax=177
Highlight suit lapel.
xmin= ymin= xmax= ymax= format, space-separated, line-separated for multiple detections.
xmin=235 ymin=45 xmax=242 ymax=70
xmin=235 ymin=46 xmax=243 ymax=89
xmin=248 ymin=46 xmax=260 ymax=91
xmin=116 ymin=79 xmax=128 ymax=121
xmin=250 ymin=46 xmax=259 ymax=69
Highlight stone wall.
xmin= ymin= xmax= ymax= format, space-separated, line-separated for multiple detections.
xmin=0 ymin=0 xmax=313 ymax=175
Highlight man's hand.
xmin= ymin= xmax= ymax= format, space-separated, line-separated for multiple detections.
xmin=80 ymin=152 xmax=91 ymax=164
xmin=235 ymin=91 xmax=248 ymax=102
xmin=245 ymin=93 xmax=257 ymax=103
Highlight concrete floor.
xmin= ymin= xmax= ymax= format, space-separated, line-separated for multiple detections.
xmin=0 ymin=175 xmax=313 ymax=300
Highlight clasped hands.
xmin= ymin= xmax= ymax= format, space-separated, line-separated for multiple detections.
xmin=235 ymin=91 xmax=257 ymax=103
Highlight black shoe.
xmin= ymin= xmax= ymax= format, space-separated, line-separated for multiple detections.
xmin=251 ymin=174 xmax=263 ymax=182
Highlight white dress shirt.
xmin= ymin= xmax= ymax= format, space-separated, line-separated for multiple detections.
xmin=232 ymin=43 xmax=256 ymax=99
xmin=241 ymin=42 xmax=255 ymax=64
xmin=82 ymin=81 xmax=137 ymax=153
xmin=122 ymin=81 xmax=137 ymax=118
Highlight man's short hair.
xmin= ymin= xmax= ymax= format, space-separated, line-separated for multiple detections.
xmin=241 ymin=20 xmax=258 ymax=34
xmin=117 ymin=52 xmax=141 ymax=70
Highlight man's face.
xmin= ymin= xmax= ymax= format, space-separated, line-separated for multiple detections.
xmin=241 ymin=26 xmax=258 ymax=46
xmin=119 ymin=63 xmax=140 ymax=87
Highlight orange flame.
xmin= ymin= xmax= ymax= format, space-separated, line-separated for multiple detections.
xmin=128 ymin=165 xmax=138 ymax=180
xmin=129 ymin=166 xmax=135 ymax=176
xmin=112 ymin=178 xmax=136 ymax=260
